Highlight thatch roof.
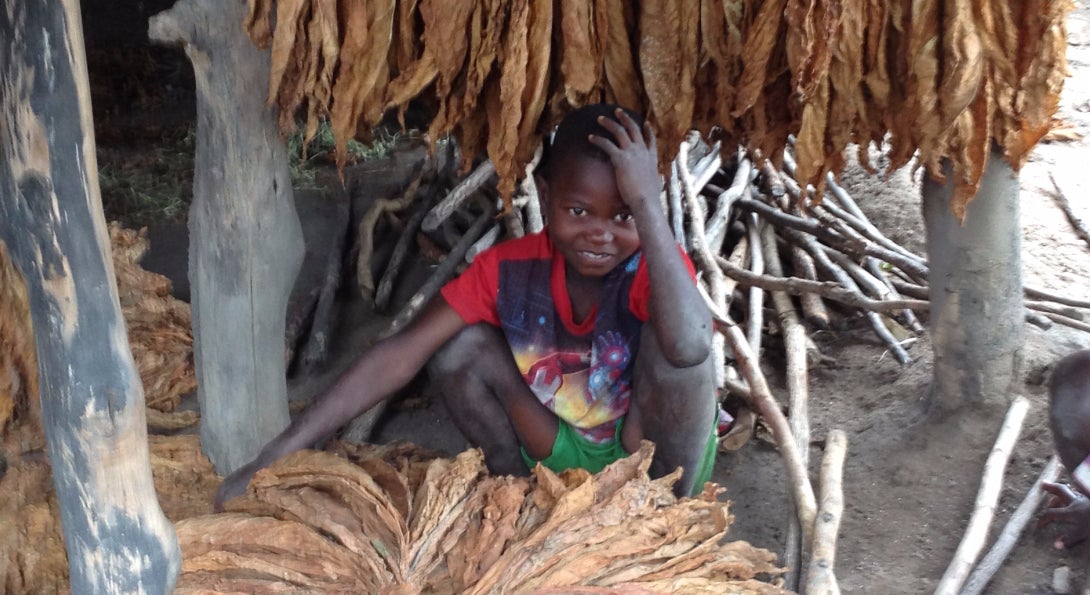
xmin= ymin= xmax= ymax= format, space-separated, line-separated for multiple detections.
xmin=250 ymin=0 xmax=1068 ymax=218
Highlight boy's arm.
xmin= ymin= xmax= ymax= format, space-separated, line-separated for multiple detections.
xmin=215 ymin=297 xmax=467 ymax=509
xmin=590 ymin=110 xmax=713 ymax=366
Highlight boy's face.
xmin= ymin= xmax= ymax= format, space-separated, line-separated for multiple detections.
xmin=540 ymin=156 xmax=640 ymax=279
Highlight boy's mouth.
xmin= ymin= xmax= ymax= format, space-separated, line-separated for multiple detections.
xmin=577 ymin=250 xmax=613 ymax=263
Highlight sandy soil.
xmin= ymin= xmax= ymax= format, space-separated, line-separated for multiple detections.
xmin=86 ymin=2 xmax=1090 ymax=593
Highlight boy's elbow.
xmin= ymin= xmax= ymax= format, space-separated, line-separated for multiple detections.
xmin=661 ymin=326 xmax=713 ymax=368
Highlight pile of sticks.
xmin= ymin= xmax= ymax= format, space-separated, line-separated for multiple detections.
xmin=349 ymin=135 xmax=1090 ymax=592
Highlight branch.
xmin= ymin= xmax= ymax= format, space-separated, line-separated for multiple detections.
xmin=717 ymin=255 xmax=929 ymax=313
xmin=422 ymin=159 xmax=495 ymax=231
xmin=1048 ymin=172 xmax=1090 ymax=248
xmin=961 ymin=455 xmax=1064 ymax=595
xmin=806 ymin=430 xmax=848 ymax=595
xmin=935 ymin=396 xmax=1031 ymax=595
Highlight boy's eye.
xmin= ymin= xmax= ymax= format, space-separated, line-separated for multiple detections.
xmin=614 ymin=212 xmax=633 ymax=223
xmin=569 ymin=207 xmax=586 ymax=217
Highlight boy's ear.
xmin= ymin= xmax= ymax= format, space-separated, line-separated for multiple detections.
xmin=535 ymin=174 xmax=550 ymax=224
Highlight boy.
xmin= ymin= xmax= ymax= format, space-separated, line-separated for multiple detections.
xmin=216 ymin=105 xmax=717 ymax=509
xmin=1040 ymin=349 xmax=1090 ymax=549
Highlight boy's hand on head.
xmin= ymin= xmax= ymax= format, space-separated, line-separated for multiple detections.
xmin=1039 ymin=481 xmax=1090 ymax=549
xmin=588 ymin=109 xmax=662 ymax=212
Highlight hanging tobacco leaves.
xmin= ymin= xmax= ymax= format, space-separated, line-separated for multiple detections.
xmin=246 ymin=0 xmax=1069 ymax=218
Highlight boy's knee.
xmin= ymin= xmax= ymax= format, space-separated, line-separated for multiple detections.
xmin=428 ymin=323 xmax=506 ymax=379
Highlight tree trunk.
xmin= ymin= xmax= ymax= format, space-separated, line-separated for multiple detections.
xmin=0 ymin=2 xmax=180 ymax=592
xmin=922 ymin=148 xmax=1024 ymax=413
xmin=149 ymin=0 xmax=303 ymax=474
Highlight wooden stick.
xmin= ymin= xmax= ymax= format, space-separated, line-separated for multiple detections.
xmin=761 ymin=161 xmax=787 ymax=198
xmin=700 ymin=290 xmax=818 ymax=550
xmin=1025 ymin=286 xmax=1090 ymax=309
xmin=298 ymin=194 xmax=351 ymax=371
xmin=865 ymin=257 xmax=926 ymax=334
xmin=706 ymin=156 xmax=753 ymax=253
xmin=1048 ymin=172 xmax=1090 ymax=248
xmin=466 ymin=224 xmax=502 ymax=262
xmin=422 ymin=159 xmax=495 ymax=231
xmin=824 ymin=248 xmax=892 ymax=301
xmin=668 ymin=160 xmax=685 ymax=243
xmin=721 ymin=233 xmax=750 ymax=306
xmin=961 ymin=455 xmax=1064 ymax=595
xmin=736 ymin=198 xmax=931 ymax=282
xmin=746 ymin=215 xmax=766 ymax=354
xmin=763 ymin=224 xmax=811 ymax=592
xmin=793 ymin=229 xmax=911 ymax=364
xmin=717 ymin=255 xmax=929 ymax=313
xmin=386 ymin=206 xmax=495 ymax=336
xmin=374 ymin=199 xmax=431 ymax=312
xmin=793 ymin=246 xmax=832 ymax=329
xmin=935 ymin=396 xmax=1031 ymax=595
xmin=679 ymin=141 xmax=728 ymax=389
xmin=1025 ymin=300 xmax=1085 ymax=321
xmin=521 ymin=144 xmax=545 ymax=234
xmin=357 ymin=169 xmax=426 ymax=301
xmin=805 ymin=430 xmax=848 ymax=595
xmin=784 ymin=152 xmax=925 ymax=266
xmin=1043 ymin=312 xmax=1090 ymax=334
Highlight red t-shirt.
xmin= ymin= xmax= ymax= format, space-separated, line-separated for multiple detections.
xmin=440 ymin=231 xmax=696 ymax=442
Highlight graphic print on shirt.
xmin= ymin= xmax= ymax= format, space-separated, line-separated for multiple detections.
xmin=497 ymin=251 xmax=643 ymax=443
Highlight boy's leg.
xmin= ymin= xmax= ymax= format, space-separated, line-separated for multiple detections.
xmin=624 ymin=325 xmax=717 ymax=497
xmin=427 ymin=323 xmax=560 ymax=475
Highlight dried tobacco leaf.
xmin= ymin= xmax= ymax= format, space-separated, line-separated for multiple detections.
xmin=1002 ymin=0 xmax=1069 ymax=168
xmin=487 ymin=0 xmax=531 ymax=201
xmin=939 ymin=0 xmax=984 ymax=130
xmin=946 ymin=77 xmax=994 ymax=220
xmin=176 ymin=514 xmax=381 ymax=591
xmin=301 ymin=0 xmax=339 ymax=146
xmin=266 ymin=0 xmax=308 ymax=109
xmin=329 ymin=0 xmax=396 ymax=169
xmin=827 ymin=0 xmax=866 ymax=175
xmin=515 ymin=0 xmax=555 ymax=167
xmin=149 ymin=435 xmax=221 ymax=522
xmin=244 ymin=0 xmax=274 ymax=48
xmin=559 ymin=0 xmax=601 ymax=106
xmin=639 ymin=0 xmax=700 ymax=167
xmin=904 ymin=0 xmax=943 ymax=175
xmin=733 ymin=0 xmax=788 ymax=117
xmin=601 ymin=0 xmax=641 ymax=112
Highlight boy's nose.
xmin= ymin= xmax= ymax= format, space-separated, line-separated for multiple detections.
xmin=589 ymin=225 xmax=614 ymax=243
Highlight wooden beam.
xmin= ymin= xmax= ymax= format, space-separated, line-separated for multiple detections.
xmin=150 ymin=0 xmax=304 ymax=473
xmin=0 ymin=1 xmax=180 ymax=591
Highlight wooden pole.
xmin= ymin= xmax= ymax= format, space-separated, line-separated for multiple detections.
xmin=805 ymin=430 xmax=848 ymax=595
xmin=935 ymin=396 xmax=1030 ymax=595
xmin=150 ymin=0 xmax=304 ymax=474
xmin=0 ymin=1 xmax=180 ymax=591
xmin=962 ymin=455 xmax=1064 ymax=595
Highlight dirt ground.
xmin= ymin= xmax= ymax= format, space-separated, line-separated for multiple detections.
xmin=86 ymin=3 xmax=1090 ymax=593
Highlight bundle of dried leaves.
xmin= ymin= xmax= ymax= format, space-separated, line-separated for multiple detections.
xmin=108 ymin=223 xmax=198 ymax=428
xmin=247 ymin=0 xmax=1068 ymax=218
xmin=0 ymin=241 xmax=37 ymax=435
xmin=178 ymin=441 xmax=786 ymax=594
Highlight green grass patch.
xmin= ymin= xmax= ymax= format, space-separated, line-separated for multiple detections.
xmin=97 ymin=120 xmax=404 ymax=226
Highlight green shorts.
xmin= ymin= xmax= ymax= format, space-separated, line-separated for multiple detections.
xmin=520 ymin=420 xmax=717 ymax=496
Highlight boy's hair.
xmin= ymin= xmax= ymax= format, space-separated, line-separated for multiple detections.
xmin=541 ymin=104 xmax=645 ymax=180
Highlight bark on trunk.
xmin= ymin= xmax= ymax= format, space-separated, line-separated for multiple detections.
xmin=922 ymin=148 xmax=1024 ymax=413
xmin=150 ymin=0 xmax=303 ymax=474
xmin=0 ymin=1 xmax=180 ymax=592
